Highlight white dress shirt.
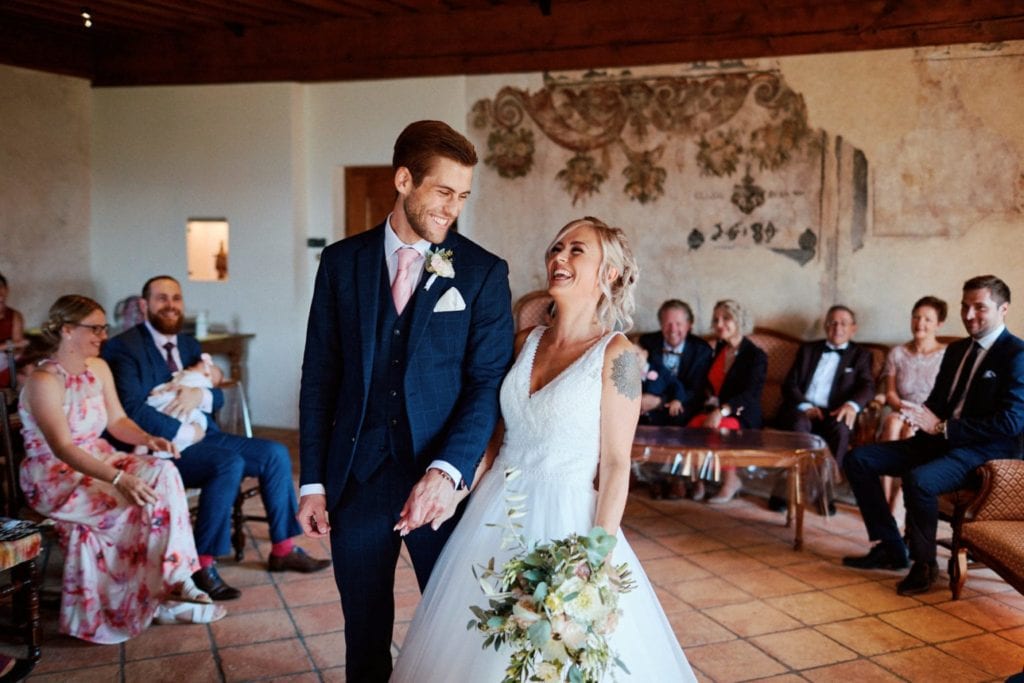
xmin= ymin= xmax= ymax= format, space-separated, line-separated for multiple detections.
xmin=299 ymin=216 xmax=462 ymax=498
xmin=950 ymin=324 xmax=1004 ymax=419
xmin=798 ymin=344 xmax=860 ymax=413
xmin=144 ymin=320 xmax=214 ymax=444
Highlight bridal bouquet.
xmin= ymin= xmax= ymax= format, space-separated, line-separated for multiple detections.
xmin=468 ymin=469 xmax=636 ymax=683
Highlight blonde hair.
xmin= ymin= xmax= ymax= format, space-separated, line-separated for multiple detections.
xmin=712 ymin=299 xmax=753 ymax=336
xmin=40 ymin=295 xmax=104 ymax=352
xmin=546 ymin=216 xmax=639 ymax=332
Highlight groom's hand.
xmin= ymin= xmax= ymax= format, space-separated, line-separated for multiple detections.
xmin=395 ymin=469 xmax=457 ymax=536
xmin=297 ymin=494 xmax=331 ymax=538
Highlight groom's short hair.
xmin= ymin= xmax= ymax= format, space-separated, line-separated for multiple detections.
xmin=393 ymin=120 xmax=478 ymax=186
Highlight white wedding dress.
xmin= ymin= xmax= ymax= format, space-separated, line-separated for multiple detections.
xmin=392 ymin=327 xmax=695 ymax=682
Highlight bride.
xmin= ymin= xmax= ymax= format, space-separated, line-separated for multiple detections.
xmin=391 ymin=217 xmax=695 ymax=681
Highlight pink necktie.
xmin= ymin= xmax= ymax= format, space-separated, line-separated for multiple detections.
xmin=391 ymin=247 xmax=419 ymax=315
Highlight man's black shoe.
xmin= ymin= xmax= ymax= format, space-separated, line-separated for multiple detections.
xmin=896 ymin=560 xmax=939 ymax=596
xmin=842 ymin=544 xmax=910 ymax=570
xmin=767 ymin=495 xmax=787 ymax=512
xmin=192 ymin=566 xmax=241 ymax=601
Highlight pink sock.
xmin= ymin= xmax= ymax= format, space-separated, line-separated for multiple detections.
xmin=198 ymin=555 xmax=215 ymax=569
xmin=271 ymin=539 xmax=294 ymax=558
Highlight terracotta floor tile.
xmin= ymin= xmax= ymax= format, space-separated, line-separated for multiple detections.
xmin=655 ymin=531 xmax=729 ymax=555
xmin=739 ymin=543 xmax=813 ymax=568
xmin=804 ymin=530 xmax=872 ymax=560
xmin=653 ymin=585 xmax=692 ymax=614
xmin=123 ymin=621 xmax=211 ymax=660
xmin=815 ymin=616 xmax=923 ymax=656
xmin=216 ymin=560 xmax=275 ymax=587
xmin=748 ymin=675 xmax=806 ymax=683
xmin=320 ymin=665 xmax=347 ymax=682
xmin=825 ymin=579 xmax=921 ymax=614
xmin=266 ymin=673 xmax=323 ymax=683
xmin=665 ymin=577 xmax=754 ymax=609
xmin=624 ymin=496 xmax=663 ymax=517
xmin=211 ymin=607 xmax=297 ymax=647
xmin=802 ymin=658 xmax=904 ymax=682
xmin=873 ymin=645 xmax=990 ymax=682
xmin=750 ymin=627 xmax=857 ymax=670
xmin=393 ymin=589 xmax=422 ymax=622
xmin=639 ymin=556 xmax=711 ymax=584
xmin=394 ymin=566 xmax=420 ymax=594
xmin=392 ymin=619 xmax=410 ymax=648
xmin=29 ymin=636 xmax=120 ymax=674
xmin=27 ymin=664 xmax=121 ymax=682
xmin=122 ymin=652 xmax=220 ymax=683
xmin=879 ymin=605 xmax=983 ymax=643
xmin=704 ymin=600 xmax=803 ymax=637
xmin=720 ymin=523 xmax=797 ymax=549
xmin=724 ymin=568 xmax=814 ymax=599
xmin=622 ymin=513 xmax=694 ymax=538
xmin=219 ymin=637 xmax=313 ymax=682
xmin=687 ymin=548 xmax=771 ymax=576
xmin=290 ymin=601 xmax=345 ymax=636
xmin=765 ymin=591 xmax=864 ymax=625
xmin=666 ymin=610 xmax=737 ymax=647
xmin=936 ymin=594 xmax=1024 ymax=631
xmin=937 ymin=633 xmax=1024 ymax=678
xmin=999 ymin=625 xmax=1024 ymax=647
xmin=686 ymin=639 xmax=787 ymax=681
xmin=629 ymin=534 xmax=679 ymax=560
xmin=229 ymin=582 xmax=286 ymax=614
xmin=780 ymin=560 xmax=873 ymax=590
xmin=304 ymin=630 xmax=347 ymax=670
xmin=992 ymin=590 xmax=1024 ymax=612
xmin=276 ymin=575 xmax=338 ymax=607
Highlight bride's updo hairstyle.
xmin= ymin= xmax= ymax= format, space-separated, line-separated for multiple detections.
xmin=40 ymin=295 xmax=104 ymax=353
xmin=546 ymin=216 xmax=639 ymax=333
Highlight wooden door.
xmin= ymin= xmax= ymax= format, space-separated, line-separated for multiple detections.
xmin=345 ymin=166 xmax=396 ymax=237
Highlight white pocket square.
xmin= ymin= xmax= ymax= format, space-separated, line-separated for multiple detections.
xmin=433 ymin=287 xmax=466 ymax=313
xmin=982 ymin=369 xmax=997 ymax=379
xmin=844 ymin=367 xmax=853 ymax=373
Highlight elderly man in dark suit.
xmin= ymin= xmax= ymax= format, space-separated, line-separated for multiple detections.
xmin=638 ymin=299 xmax=713 ymax=426
xmin=844 ymin=275 xmax=1024 ymax=595
xmin=774 ymin=305 xmax=875 ymax=511
xmin=297 ymin=121 xmax=514 ymax=682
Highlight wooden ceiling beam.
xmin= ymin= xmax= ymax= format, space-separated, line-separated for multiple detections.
xmin=89 ymin=0 xmax=1024 ymax=86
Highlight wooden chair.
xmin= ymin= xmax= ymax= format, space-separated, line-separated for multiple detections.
xmin=512 ymin=290 xmax=553 ymax=332
xmin=217 ymin=380 xmax=263 ymax=562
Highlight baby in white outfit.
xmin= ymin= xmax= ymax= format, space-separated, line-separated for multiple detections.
xmin=144 ymin=353 xmax=224 ymax=452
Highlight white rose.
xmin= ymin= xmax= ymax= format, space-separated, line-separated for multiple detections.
xmin=535 ymin=662 xmax=560 ymax=682
xmin=562 ymin=582 xmax=607 ymax=626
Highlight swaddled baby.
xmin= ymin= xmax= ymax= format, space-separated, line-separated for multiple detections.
xmin=143 ymin=353 xmax=224 ymax=452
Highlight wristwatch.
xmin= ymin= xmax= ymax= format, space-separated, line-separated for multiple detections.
xmin=936 ymin=420 xmax=947 ymax=438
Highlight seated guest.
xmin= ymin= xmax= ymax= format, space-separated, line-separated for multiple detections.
xmin=687 ymin=300 xmax=767 ymax=503
xmin=775 ymin=305 xmax=874 ymax=511
xmin=877 ymin=296 xmax=948 ymax=515
xmin=634 ymin=342 xmax=684 ymax=425
xmin=103 ymin=275 xmax=330 ymax=601
xmin=843 ymin=275 xmax=1024 ymax=595
xmin=0 ymin=271 xmax=26 ymax=388
xmin=639 ymin=299 xmax=713 ymax=425
xmin=19 ymin=295 xmax=225 ymax=643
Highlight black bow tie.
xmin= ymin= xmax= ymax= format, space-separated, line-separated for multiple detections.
xmin=823 ymin=347 xmax=842 ymax=355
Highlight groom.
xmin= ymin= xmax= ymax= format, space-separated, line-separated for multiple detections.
xmin=298 ymin=120 xmax=514 ymax=681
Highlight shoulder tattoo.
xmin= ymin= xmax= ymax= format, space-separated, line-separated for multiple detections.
xmin=610 ymin=349 xmax=642 ymax=400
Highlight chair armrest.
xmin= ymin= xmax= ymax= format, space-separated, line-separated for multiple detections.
xmin=967 ymin=459 xmax=1024 ymax=522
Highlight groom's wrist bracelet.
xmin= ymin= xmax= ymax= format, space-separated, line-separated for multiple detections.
xmin=433 ymin=469 xmax=458 ymax=489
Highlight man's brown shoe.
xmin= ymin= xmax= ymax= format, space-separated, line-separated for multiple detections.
xmin=268 ymin=547 xmax=331 ymax=573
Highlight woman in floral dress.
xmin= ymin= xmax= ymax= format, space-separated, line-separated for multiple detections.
xmin=19 ymin=295 xmax=224 ymax=644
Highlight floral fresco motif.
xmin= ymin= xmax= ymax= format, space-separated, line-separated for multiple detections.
xmin=471 ymin=69 xmax=811 ymax=205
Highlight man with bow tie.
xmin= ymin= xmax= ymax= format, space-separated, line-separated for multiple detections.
xmin=843 ymin=275 xmax=1024 ymax=595
xmin=638 ymin=299 xmax=713 ymax=426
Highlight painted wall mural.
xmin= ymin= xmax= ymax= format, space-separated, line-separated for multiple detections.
xmin=470 ymin=67 xmax=858 ymax=265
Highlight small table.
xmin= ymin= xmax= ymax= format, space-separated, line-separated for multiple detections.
xmin=632 ymin=426 xmax=834 ymax=550
xmin=0 ymin=519 xmax=42 ymax=679
xmin=199 ymin=333 xmax=254 ymax=385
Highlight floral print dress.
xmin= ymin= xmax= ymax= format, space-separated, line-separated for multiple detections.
xmin=19 ymin=361 xmax=200 ymax=644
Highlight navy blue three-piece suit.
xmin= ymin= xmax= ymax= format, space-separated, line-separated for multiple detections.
xmin=299 ymin=223 xmax=513 ymax=682
xmin=846 ymin=329 xmax=1024 ymax=564
xmin=103 ymin=326 xmax=302 ymax=557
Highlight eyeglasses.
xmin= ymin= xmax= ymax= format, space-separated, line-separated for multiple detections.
xmin=68 ymin=322 xmax=110 ymax=335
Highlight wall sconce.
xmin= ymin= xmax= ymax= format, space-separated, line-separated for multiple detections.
xmin=186 ymin=218 xmax=229 ymax=282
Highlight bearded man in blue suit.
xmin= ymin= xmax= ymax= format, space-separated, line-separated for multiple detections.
xmin=297 ymin=121 xmax=514 ymax=682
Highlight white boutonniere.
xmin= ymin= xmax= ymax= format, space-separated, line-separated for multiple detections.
xmin=424 ymin=248 xmax=455 ymax=291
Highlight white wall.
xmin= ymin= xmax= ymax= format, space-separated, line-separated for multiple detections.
xmin=0 ymin=65 xmax=92 ymax=325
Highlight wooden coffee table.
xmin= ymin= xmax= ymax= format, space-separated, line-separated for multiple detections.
xmin=632 ymin=426 xmax=834 ymax=550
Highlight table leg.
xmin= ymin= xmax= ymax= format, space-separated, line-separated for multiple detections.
xmin=792 ymin=464 xmax=804 ymax=551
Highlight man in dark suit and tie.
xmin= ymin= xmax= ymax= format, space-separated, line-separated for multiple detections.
xmin=297 ymin=120 xmax=514 ymax=682
xmin=638 ymin=299 xmax=713 ymax=425
xmin=843 ymin=275 xmax=1024 ymax=595
xmin=104 ymin=275 xmax=330 ymax=601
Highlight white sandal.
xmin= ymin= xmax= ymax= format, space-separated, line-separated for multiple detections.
xmin=169 ymin=578 xmax=213 ymax=604
xmin=155 ymin=600 xmax=227 ymax=625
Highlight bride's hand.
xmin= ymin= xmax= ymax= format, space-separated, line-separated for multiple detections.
xmin=394 ymin=469 xmax=461 ymax=536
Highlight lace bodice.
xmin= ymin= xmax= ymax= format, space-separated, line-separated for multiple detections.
xmin=496 ymin=326 xmax=619 ymax=486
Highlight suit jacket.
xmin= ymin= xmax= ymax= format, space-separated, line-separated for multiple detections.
xmin=299 ymin=223 xmax=514 ymax=509
xmin=641 ymin=355 xmax=683 ymax=403
xmin=924 ymin=329 xmax=1024 ymax=454
xmin=639 ymin=331 xmax=713 ymax=419
xmin=711 ymin=337 xmax=768 ymax=428
xmin=102 ymin=324 xmax=224 ymax=439
xmin=782 ymin=340 xmax=875 ymax=412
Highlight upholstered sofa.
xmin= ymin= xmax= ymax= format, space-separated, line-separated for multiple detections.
xmin=951 ymin=459 xmax=1024 ymax=598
